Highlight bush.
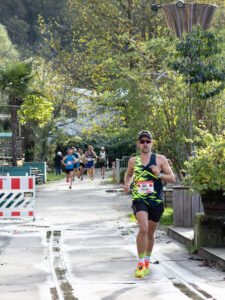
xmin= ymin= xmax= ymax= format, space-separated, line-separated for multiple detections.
xmin=120 ymin=169 xmax=127 ymax=184
xmin=183 ymin=131 xmax=225 ymax=195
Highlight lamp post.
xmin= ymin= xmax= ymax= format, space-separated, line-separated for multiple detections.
xmin=152 ymin=1 xmax=217 ymax=39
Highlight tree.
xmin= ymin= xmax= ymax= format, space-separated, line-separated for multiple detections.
xmin=18 ymin=95 xmax=53 ymax=161
xmin=0 ymin=61 xmax=35 ymax=165
xmin=170 ymin=27 xmax=225 ymax=154
xmin=0 ymin=24 xmax=18 ymax=61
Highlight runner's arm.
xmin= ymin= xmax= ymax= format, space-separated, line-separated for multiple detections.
xmin=61 ymin=156 xmax=68 ymax=166
xmin=124 ymin=157 xmax=135 ymax=193
xmin=151 ymin=156 xmax=175 ymax=183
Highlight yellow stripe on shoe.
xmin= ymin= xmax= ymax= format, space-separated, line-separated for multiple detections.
xmin=135 ymin=263 xmax=146 ymax=278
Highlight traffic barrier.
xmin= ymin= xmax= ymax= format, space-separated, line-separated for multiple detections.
xmin=0 ymin=175 xmax=35 ymax=220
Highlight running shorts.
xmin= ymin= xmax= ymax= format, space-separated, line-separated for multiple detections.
xmin=79 ymin=162 xmax=85 ymax=168
xmin=66 ymin=169 xmax=74 ymax=174
xmin=132 ymin=200 xmax=164 ymax=223
xmin=86 ymin=161 xmax=94 ymax=169
xmin=99 ymin=161 xmax=106 ymax=168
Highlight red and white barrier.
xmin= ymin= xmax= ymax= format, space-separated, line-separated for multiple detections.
xmin=0 ymin=176 xmax=35 ymax=220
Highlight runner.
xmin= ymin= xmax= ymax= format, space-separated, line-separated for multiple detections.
xmin=61 ymin=148 xmax=77 ymax=189
xmin=84 ymin=145 xmax=97 ymax=182
xmin=72 ymin=147 xmax=80 ymax=181
xmin=124 ymin=130 xmax=175 ymax=278
xmin=78 ymin=148 xmax=85 ymax=181
xmin=98 ymin=147 xmax=106 ymax=179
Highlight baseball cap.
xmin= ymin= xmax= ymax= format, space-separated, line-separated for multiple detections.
xmin=137 ymin=130 xmax=153 ymax=141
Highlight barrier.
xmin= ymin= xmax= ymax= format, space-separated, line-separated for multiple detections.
xmin=0 ymin=175 xmax=35 ymax=220
xmin=23 ymin=162 xmax=47 ymax=183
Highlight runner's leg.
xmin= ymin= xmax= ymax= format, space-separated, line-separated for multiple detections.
xmin=69 ymin=171 xmax=74 ymax=188
xmin=136 ymin=211 xmax=148 ymax=255
xmin=146 ymin=220 xmax=158 ymax=253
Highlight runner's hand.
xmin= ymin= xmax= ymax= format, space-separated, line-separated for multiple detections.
xmin=150 ymin=165 xmax=160 ymax=177
xmin=124 ymin=184 xmax=130 ymax=193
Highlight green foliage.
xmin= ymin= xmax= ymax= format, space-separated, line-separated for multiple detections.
xmin=18 ymin=95 xmax=53 ymax=127
xmin=120 ymin=169 xmax=127 ymax=184
xmin=186 ymin=245 xmax=197 ymax=255
xmin=0 ymin=61 xmax=33 ymax=99
xmin=159 ymin=207 xmax=173 ymax=226
xmin=170 ymin=26 xmax=225 ymax=94
xmin=0 ymin=24 xmax=18 ymax=61
xmin=47 ymin=172 xmax=66 ymax=182
xmin=183 ymin=130 xmax=225 ymax=194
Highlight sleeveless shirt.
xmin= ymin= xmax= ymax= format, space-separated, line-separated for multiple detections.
xmin=132 ymin=154 xmax=163 ymax=206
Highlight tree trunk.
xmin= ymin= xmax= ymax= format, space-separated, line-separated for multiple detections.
xmin=33 ymin=125 xmax=38 ymax=162
xmin=10 ymin=100 xmax=18 ymax=166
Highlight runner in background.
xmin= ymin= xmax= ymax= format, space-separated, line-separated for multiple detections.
xmin=84 ymin=145 xmax=97 ymax=182
xmin=72 ymin=147 xmax=80 ymax=181
xmin=61 ymin=148 xmax=77 ymax=189
xmin=78 ymin=148 xmax=85 ymax=181
xmin=98 ymin=147 xmax=106 ymax=179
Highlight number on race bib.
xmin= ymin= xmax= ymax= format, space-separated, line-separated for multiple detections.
xmin=137 ymin=181 xmax=154 ymax=193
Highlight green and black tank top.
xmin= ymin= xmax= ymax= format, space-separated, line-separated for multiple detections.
xmin=132 ymin=154 xmax=163 ymax=206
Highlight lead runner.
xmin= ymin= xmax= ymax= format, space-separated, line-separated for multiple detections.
xmin=124 ymin=130 xmax=175 ymax=278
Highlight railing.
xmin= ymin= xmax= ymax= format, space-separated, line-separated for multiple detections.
xmin=115 ymin=156 xmax=130 ymax=184
xmin=0 ymin=137 xmax=24 ymax=159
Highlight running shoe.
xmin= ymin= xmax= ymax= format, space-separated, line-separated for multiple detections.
xmin=135 ymin=263 xmax=146 ymax=278
xmin=66 ymin=178 xmax=69 ymax=183
xmin=69 ymin=185 xmax=72 ymax=189
xmin=145 ymin=261 xmax=150 ymax=276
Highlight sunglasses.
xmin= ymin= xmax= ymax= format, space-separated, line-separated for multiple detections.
xmin=139 ymin=139 xmax=151 ymax=144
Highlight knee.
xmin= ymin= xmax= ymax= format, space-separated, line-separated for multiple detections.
xmin=139 ymin=225 xmax=148 ymax=236
xmin=147 ymin=233 xmax=155 ymax=241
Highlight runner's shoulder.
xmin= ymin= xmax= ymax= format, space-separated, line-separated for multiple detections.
xmin=156 ymin=154 xmax=167 ymax=164
xmin=128 ymin=156 xmax=136 ymax=167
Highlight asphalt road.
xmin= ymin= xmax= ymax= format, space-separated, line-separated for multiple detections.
xmin=0 ymin=172 xmax=224 ymax=300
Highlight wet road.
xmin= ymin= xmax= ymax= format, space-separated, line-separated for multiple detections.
xmin=0 ymin=173 xmax=224 ymax=300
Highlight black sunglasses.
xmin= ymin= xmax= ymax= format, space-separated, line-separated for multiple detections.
xmin=139 ymin=139 xmax=151 ymax=144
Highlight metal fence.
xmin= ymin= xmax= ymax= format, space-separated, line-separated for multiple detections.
xmin=115 ymin=156 xmax=130 ymax=184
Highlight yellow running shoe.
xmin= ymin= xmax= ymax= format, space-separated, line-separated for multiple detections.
xmin=135 ymin=263 xmax=146 ymax=278
xmin=145 ymin=261 xmax=150 ymax=276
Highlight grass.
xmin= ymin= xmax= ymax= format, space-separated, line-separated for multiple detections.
xmin=159 ymin=207 xmax=173 ymax=226
xmin=103 ymin=174 xmax=115 ymax=184
xmin=47 ymin=172 xmax=66 ymax=182
xmin=128 ymin=207 xmax=173 ymax=226
xmin=186 ymin=245 xmax=198 ymax=254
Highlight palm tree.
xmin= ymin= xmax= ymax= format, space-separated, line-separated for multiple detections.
xmin=0 ymin=61 xmax=33 ymax=166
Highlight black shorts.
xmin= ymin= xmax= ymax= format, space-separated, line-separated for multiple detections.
xmin=66 ymin=169 xmax=74 ymax=174
xmin=99 ymin=161 xmax=106 ymax=167
xmin=132 ymin=200 xmax=164 ymax=223
xmin=79 ymin=163 xmax=85 ymax=168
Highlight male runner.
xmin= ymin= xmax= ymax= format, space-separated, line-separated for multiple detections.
xmin=72 ymin=147 xmax=79 ymax=180
xmin=78 ymin=148 xmax=85 ymax=181
xmin=98 ymin=147 xmax=106 ymax=179
xmin=124 ymin=130 xmax=175 ymax=278
xmin=84 ymin=145 xmax=97 ymax=182
xmin=61 ymin=148 xmax=77 ymax=189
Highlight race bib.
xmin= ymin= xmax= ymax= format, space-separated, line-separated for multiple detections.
xmin=137 ymin=181 xmax=154 ymax=193
xmin=86 ymin=158 xmax=93 ymax=161
xmin=68 ymin=161 xmax=73 ymax=165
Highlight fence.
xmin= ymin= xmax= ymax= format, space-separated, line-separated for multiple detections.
xmin=23 ymin=162 xmax=47 ymax=183
xmin=0 ymin=137 xmax=24 ymax=159
xmin=0 ymin=175 xmax=35 ymax=220
xmin=173 ymin=186 xmax=204 ymax=227
xmin=115 ymin=156 xmax=130 ymax=184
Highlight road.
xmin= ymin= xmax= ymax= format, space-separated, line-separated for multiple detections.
xmin=0 ymin=172 xmax=224 ymax=300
